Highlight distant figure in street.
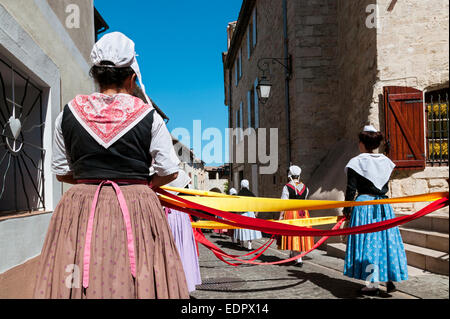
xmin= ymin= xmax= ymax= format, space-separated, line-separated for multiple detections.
xmin=343 ymin=125 xmax=408 ymax=295
xmin=278 ymin=165 xmax=314 ymax=267
xmin=233 ymin=180 xmax=262 ymax=250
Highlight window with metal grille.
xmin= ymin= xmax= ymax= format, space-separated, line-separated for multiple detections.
xmin=425 ymin=88 xmax=449 ymax=166
xmin=0 ymin=55 xmax=45 ymax=216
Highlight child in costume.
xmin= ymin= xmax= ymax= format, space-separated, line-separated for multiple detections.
xmin=233 ymin=180 xmax=262 ymax=250
xmin=278 ymin=165 xmax=314 ymax=267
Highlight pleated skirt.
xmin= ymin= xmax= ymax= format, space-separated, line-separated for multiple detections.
xmin=233 ymin=212 xmax=263 ymax=241
xmin=277 ymin=210 xmax=314 ymax=252
xmin=344 ymin=195 xmax=408 ymax=283
xmin=166 ymin=209 xmax=202 ymax=292
xmin=33 ymin=184 xmax=189 ymax=299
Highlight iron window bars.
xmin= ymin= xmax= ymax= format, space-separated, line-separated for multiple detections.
xmin=0 ymin=56 xmax=45 ymax=215
xmin=426 ymin=88 xmax=449 ymax=166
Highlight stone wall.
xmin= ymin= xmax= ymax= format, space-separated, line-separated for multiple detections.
xmin=228 ymin=0 xmax=341 ymax=202
xmin=226 ymin=0 xmax=448 ymax=216
xmin=309 ymin=0 xmax=449 ymax=214
xmin=1 ymin=0 xmax=95 ymax=105
xmin=47 ymin=0 xmax=95 ymax=63
xmin=228 ymin=0 xmax=288 ymax=199
xmin=291 ymin=0 xmax=340 ymax=185
xmin=376 ymin=0 xmax=449 ymax=211
xmin=308 ymin=0 xmax=378 ymax=201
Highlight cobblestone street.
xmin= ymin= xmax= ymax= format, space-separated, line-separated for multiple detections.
xmin=190 ymin=233 xmax=449 ymax=300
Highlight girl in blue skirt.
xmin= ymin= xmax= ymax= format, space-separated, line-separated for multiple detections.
xmin=343 ymin=125 xmax=408 ymax=295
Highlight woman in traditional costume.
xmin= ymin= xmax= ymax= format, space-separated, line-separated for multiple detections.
xmin=343 ymin=125 xmax=408 ymax=295
xmin=233 ymin=180 xmax=262 ymax=250
xmin=34 ymin=32 xmax=189 ymax=299
xmin=278 ymin=165 xmax=314 ymax=267
xmin=164 ymin=171 xmax=202 ymax=293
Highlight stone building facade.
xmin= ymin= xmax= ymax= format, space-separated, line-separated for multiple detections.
xmin=205 ymin=165 xmax=230 ymax=193
xmin=223 ymin=0 xmax=448 ymax=273
xmin=173 ymin=136 xmax=208 ymax=191
xmin=0 ymin=0 xmax=107 ymax=297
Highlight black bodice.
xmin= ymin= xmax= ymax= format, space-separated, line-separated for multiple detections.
xmin=61 ymin=105 xmax=156 ymax=180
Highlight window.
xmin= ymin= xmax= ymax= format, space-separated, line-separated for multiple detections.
xmin=252 ymin=7 xmax=257 ymax=48
xmin=254 ymin=78 xmax=259 ymax=129
xmin=235 ymin=108 xmax=239 ymax=141
xmin=238 ymin=48 xmax=242 ymax=80
xmin=247 ymin=26 xmax=252 ymax=60
xmin=239 ymin=102 xmax=244 ymax=141
xmin=235 ymin=49 xmax=242 ymax=86
xmin=0 ymin=55 xmax=45 ymax=215
xmin=425 ymin=88 xmax=449 ymax=166
xmin=247 ymin=7 xmax=257 ymax=59
xmin=383 ymin=86 xmax=425 ymax=170
xmin=234 ymin=62 xmax=238 ymax=87
xmin=247 ymin=87 xmax=256 ymax=129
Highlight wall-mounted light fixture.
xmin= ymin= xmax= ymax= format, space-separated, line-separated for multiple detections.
xmin=256 ymin=56 xmax=292 ymax=104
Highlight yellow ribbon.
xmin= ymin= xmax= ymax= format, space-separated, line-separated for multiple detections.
xmin=191 ymin=216 xmax=342 ymax=229
xmin=160 ymin=186 xmax=447 ymax=213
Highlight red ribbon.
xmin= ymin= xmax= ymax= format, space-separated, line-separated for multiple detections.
xmin=156 ymin=187 xmax=448 ymax=237
xmin=193 ymin=219 xmax=345 ymax=266
xmin=156 ymin=187 xmax=448 ymax=266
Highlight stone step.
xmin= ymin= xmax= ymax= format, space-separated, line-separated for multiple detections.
xmin=399 ymin=228 xmax=449 ymax=253
xmin=326 ymin=242 xmax=347 ymax=260
xmin=395 ymin=211 xmax=449 ymax=234
xmin=403 ymin=243 xmax=449 ymax=276
xmin=326 ymin=242 xmax=449 ymax=276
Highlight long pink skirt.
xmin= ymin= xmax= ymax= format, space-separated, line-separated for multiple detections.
xmin=33 ymin=184 xmax=189 ymax=299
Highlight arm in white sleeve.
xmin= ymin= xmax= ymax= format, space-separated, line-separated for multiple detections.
xmin=51 ymin=112 xmax=73 ymax=176
xmin=279 ymin=185 xmax=289 ymax=220
xmin=281 ymin=185 xmax=289 ymax=200
xmin=149 ymin=111 xmax=180 ymax=176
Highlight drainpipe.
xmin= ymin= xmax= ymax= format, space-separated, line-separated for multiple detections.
xmin=228 ymin=67 xmax=233 ymax=190
xmin=283 ymin=0 xmax=292 ymax=168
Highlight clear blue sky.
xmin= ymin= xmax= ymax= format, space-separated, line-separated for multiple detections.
xmin=94 ymin=0 xmax=243 ymax=166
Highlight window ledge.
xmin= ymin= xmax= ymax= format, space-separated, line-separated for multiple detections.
xmin=0 ymin=210 xmax=52 ymax=222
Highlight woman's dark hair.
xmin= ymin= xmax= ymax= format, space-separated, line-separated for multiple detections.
xmin=89 ymin=61 xmax=135 ymax=88
xmin=358 ymin=130 xmax=384 ymax=151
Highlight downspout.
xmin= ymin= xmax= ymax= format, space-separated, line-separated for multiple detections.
xmin=283 ymin=0 xmax=292 ymax=168
xmin=228 ymin=67 xmax=233 ymax=190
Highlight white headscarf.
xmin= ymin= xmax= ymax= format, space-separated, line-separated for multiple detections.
xmin=240 ymin=179 xmax=249 ymax=189
xmin=91 ymin=32 xmax=151 ymax=105
xmin=363 ymin=125 xmax=378 ymax=133
xmin=288 ymin=165 xmax=302 ymax=178
xmin=345 ymin=153 xmax=395 ymax=190
xmin=229 ymin=188 xmax=237 ymax=195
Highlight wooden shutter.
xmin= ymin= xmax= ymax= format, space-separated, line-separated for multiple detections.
xmin=383 ymin=86 xmax=426 ymax=170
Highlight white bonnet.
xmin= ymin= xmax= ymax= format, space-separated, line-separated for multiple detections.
xmin=240 ymin=179 xmax=249 ymax=189
xmin=91 ymin=32 xmax=151 ymax=104
xmin=288 ymin=165 xmax=302 ymax=177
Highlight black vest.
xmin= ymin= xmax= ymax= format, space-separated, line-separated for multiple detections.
xmin=286 ymin=183 xmax=308 ymax=200
xmin=61 ymin=105 xmax=155 ymax=180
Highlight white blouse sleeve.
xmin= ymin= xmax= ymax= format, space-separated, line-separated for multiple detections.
xmin=149 ymin=111 xmax=180 ymax=176
xmin=281 ymin=185 xmax=289 ymax=199
xmin=51 ymin=112 xmax=73 ymax=176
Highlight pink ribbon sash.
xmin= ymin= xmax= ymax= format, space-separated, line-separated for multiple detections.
xmin=82 ymin=180 xmax=136 ymax=289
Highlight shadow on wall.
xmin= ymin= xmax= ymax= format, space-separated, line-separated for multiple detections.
xmin=307 ymin=0 xmax=378 ymax=214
